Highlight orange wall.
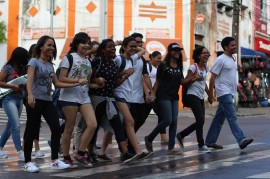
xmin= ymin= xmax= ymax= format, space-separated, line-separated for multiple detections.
xmin=107 ymin=0 xmax=114 ymax=38
xmin=68 ymin=0 xmax=76 ymax=37
xmin=7 ymin=0 xmax=20 ymax=59
xmin=175 ymin=0 xmax=182 ymax=39
xmin=124 ymin=0 xmax=132 ymax=36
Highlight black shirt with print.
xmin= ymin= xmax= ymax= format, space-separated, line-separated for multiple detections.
xmin=91 ymin=58 xmax=119 ymax=97
xmin=156 ymin=61 xmax=183 ymax=101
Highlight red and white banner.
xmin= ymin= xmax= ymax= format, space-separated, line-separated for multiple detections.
xmin=254 ymin=37 xmax=270 ymax=54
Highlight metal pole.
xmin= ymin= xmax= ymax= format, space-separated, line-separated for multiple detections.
xmin=50 ymin=0 xmax=54 ymax=37
xmin=99 ymin=0 xmax=107 ymax=41
xmin=232 ymin=0 xmax=242 ymax=110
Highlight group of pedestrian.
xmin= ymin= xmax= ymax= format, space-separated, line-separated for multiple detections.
xmin=0 ymin=34 xmax=253 ymax=173
xmin=144 ymin=37 xmax=253 ymax=155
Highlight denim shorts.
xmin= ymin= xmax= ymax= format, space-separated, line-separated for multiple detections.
xmin=60 ymin=101 xmax=81 ymax=107
xmin=114 ymin=97 xmax=132 ymax=108
xmin=114 ymin=97 xmax=128 ymax=104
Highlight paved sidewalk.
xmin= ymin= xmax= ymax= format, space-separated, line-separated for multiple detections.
xmin=179 ymin=106 xmax=270 ymax=118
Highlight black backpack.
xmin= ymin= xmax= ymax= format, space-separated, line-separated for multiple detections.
xmin=52 ymin=54 xmax=73 ymax=119
xmin=118 ymin=55 xmax=133 ymax=71
xmin=182 ymin=63 xmax=198 ymax=108
xmin=147 ymin=62 xmax=152 ymax=73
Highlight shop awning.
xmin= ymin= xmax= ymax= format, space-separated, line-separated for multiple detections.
xmin=241 ymin=47 xmax=267 ymax=60
xmin=255 ymin=50 xmax=267 ymax=60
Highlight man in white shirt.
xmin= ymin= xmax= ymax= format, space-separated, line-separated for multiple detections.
xmin=206 ymin=37 xmax=253 ymax=150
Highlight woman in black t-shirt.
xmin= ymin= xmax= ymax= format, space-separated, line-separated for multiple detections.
xmin=144 ymin=43 xmax=189 ymax=155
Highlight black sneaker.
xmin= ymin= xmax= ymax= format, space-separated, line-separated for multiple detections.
xmin=206 ymin=143 xmax=223 ymax=149
xmin=144 ymin=136 xmax=153 ymax=152
xmin=176 ymin=133 xmax=184 ymax=149
xmin=97 ymin=154 xmax=112 ymax=162
xmin=88 ymin=152 xmax=98 ymax=163
xmin=123 ymin=152 xmax=140 ymax=164
xmin=137 ymin=152 xmax=152 ymax=161
xmin=239 ymin=138 xmax=253 ymax=150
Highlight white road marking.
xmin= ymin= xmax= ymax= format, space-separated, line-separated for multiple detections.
xmin=247 ymin=172 xmax=270 ymax=178
xmin=135 ymin=147 xmax=270 ymax=179
xmin=51 ymin=143 xmax=263 ymax=178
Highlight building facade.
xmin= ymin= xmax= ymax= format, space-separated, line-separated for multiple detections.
xmin=0 ymin=0 xmax=194 ymax=68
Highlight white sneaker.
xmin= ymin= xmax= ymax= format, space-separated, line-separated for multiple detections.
xmin=198 ymin=145 xmax=211 ymax=153
xmin=18 ymin=150 xmax=25 ymax=161
xmin=35 ymin=150 xmax=45 ymax=158
xmin=24 ymin=162 xmax=39 ymax=173
xmin=51 ymin=159 xmax=70 ymax=169
xmin=0 ymin=149 xmax=8 ymax=159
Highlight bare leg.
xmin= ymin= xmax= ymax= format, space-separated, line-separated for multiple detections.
xmin=116 ymin=102 xmax=141 ymax=154
xmin=160 ymin=134 xmax=168 ymax=143
xmin=78 ymin=104 xmax=97 ymax=152
xmin=62 ymin=106 xmax=78 ymax=156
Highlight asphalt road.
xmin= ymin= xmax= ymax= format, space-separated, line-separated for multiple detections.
xmin=0 ymin=108 xmax=269 ymax=179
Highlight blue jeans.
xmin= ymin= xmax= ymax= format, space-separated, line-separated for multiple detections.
xmin=205 ymin=94 xmax=246 ymax=145
xmin=148 ymin=99 xmax=179 ymax=150
xmin=0 ymin=95 xmax=23 ymax=151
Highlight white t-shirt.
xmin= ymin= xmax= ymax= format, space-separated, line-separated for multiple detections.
xmin=114 ymin=54 xmax=140 ymax=102
xmin=59 ymin=53 xmax=92 ymax=104
xmin=147 ymin=63 xmax=157 ymax=87
xmin=187 ymin=63 xmax=208 ymax=99
xmin=128 ymin=57 xmax=145 ymax=103
xmin=210 ymin=54 xmax=237 ymax=97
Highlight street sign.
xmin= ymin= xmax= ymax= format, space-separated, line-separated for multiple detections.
xmin=196 ymin=13 xmax=205 ymax=24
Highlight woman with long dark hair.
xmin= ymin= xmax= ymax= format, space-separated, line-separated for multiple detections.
xmin=143 ymin=51 xmax=168 ymax=144
xmin=89 ymin=39 xmax=140 ymax=163
xmin=59 ymin=32 xmax=101 ymax=168
xmin=176 ymin=46 xmax=211 ymax=152
xmin=0 ymin=47 xmax=29 ymax=161
xmin=24 ymin=35 xmax=77 ymax=172
xmin=144 ymin=43 xmax=187 ymax=155
xmin=114 ymin=36 xmax=151 ymax=160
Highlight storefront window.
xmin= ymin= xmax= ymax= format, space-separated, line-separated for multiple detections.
xmin=260 ymin=0 xmax=267 ymax=21
xmin=238 ymin=55 xmax=270 ymax=108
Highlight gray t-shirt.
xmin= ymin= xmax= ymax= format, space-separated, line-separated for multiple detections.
xmin=59 ymin=53 xmax=92 ymax=104
xmin=1 ymin=64 xmax=24 ymax=98
xmin=27 ymin=58 xmax=54 ymax=101
xmin=187 ymin=64 xmax=208 ymax=99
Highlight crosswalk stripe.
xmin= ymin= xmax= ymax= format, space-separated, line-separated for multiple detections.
xmin=247 ymin=172 xmax=270 ymax=178
xmin=50 ymin=142 xmax=264 ymax=178
xmin=134 ymin=148 xmax=270 ymax=179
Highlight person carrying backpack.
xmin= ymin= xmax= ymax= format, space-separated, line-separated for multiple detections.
xmin=126 ymin=32 xmax=155 ymax=155
xmin=89 ymin=39 xmax=141 ymax=163
xmin=176 ymin=46 xmax=211 ymax=152
xmin=58 ymin=32 xmax=103 ymax=168
xmin=114 ymin=36 xmax=151 ymax=160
